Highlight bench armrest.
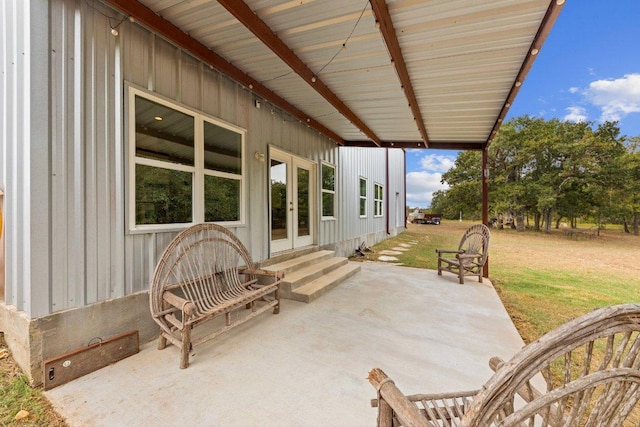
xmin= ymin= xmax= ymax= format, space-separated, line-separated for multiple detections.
xmin=163 ymin=291 xmax=197 ymax=316
xmin=240 ymin=268 xmax=285 ymax=280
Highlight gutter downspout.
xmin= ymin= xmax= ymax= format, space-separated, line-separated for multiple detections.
xmin=385 ymin=148 xmax=390 ymax=235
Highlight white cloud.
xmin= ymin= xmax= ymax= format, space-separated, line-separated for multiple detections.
xmin=584 ymin=73 xmax=640 ymax=122
xmin=568 ymin=87 xmax=579 ymax=94
xmin=418 ymin=153 xmax=456 ymax=173
xmin=406 ymin=171 xmax=448 ymax=207
xmin=564 ymin=106 xmax=588 ymax=123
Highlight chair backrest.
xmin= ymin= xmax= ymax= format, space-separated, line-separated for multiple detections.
xmin=149 ymin=223 xmax=256 ymax=319
xmin=458 ymin=224 xmax=491 ymax=264
xmin=461 ymin=303 xmax=640 ymax=426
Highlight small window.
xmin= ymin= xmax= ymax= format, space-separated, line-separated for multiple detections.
xmin=374 ymin=183 xmax=384 ymax=217
xmin=321 ymin=163 xmax=335 ymax=218
xmin=359 ymin=177 xmax=367 ymax=217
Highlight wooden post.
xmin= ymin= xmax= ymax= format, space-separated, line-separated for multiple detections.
xmin=378 ymin=398 xmax=394 ymax=427
xmin=482 ymin=147 xmax=489 ymax=279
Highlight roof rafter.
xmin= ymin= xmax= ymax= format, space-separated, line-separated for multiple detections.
xmin=101 ymin=0 xmax=344 ymax=144
xmin=217 ymin=0 xmax=382 ymax=147
xmin=369 ymin=0 xmax=430 ymax=148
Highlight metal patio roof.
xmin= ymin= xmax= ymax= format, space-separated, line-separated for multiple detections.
xmin=104 ymin=0 xmax=565 ymax=150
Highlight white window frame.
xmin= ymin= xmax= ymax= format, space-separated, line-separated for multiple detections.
xmin=374 ymin=182 xmax=384 ymax=217
xmin=359 ymin=176 xmax=367 ymax=218
xmin=127 ymin=85 xmax=246 ymax=233
xmin=321 ymin=162 xmax=336 ymax=220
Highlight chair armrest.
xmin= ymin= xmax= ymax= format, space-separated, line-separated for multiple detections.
xmin=163 ymin=291 xmax=196 ymax=316
xmin=240 ymin=268 xmax=285 ymax=280
xmin=456 ymin=252 xmax=479 ymax=260
xmin=435 ymin=249 xmax=464 ymax=255
xmin=368 ymin=368 xmax=431 ymax=427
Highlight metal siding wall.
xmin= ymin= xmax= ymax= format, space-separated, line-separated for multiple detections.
xmin=387 ymin=149 xmax=406 ymax=232
xmin=338 ymin=147 xmax=388 ymax=241
xmin=49 ymin=0 xmax=126 ymax=310
xmin=0 ymin=0 xmax=51 ymax=317
xmin=43 ymin=0 xmax=340 ymax=315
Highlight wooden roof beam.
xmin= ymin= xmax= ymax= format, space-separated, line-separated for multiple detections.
xmin=370 ymin=0 xmax=430 ymax=148
xmin=217 ymin=0 xmax=381 ymax=147
xmin=101 ymin=0 xmax=344 ymax=144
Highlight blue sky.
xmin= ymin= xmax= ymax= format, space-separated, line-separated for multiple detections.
xmin=406 ymin=1 xmax=640 ymax=208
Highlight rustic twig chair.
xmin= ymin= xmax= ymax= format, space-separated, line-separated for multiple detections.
xmin=436 ymin=224 xmax=490 ymax=284
xmin=149 ymin=223 xmax=283 ymax=369
xmin=369 ymin=303 xmax=640 ymax=427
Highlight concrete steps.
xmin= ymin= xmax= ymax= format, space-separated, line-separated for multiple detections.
xmin=262 ymin=249 xmax=361 ymax=303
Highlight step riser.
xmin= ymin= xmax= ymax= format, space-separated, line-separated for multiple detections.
xmin=260 ymin=246 xmax=318 ymax=268
xmin=288 ymin=265 xmax=361 ymax=303
xmin=265 ymin=251 xmax=336 ymax=276
xmin=280 ymin=258 xmax=348 ymax=295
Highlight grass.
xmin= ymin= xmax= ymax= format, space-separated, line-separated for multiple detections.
xmin=0 ymin=334 xmax=67 ymax=426
xmin=353 ymin=220 xmax=640 ymax=344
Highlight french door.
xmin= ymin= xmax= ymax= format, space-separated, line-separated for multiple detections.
xmin=269 ymin=149 xmax=316 ymax=254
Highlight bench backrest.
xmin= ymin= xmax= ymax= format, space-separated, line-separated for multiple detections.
xmin=458 ymin=224 xmax=490 ymax=265
xmin=462 ymin=303 xmax=640 ymax=426
xmin=150 ymin=224 xmax=256 ymax=317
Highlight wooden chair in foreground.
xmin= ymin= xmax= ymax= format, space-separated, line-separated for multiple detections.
xmin=369 ymin=303 xmax=640 ymax=427
xmin=436 ymin=224 xmax=490 ymax=284
xmin=149 ymin=223 xmax=283 ymax=369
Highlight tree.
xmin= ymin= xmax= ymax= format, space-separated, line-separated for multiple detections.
xmin=433 ymin=116 xmax=635 ymax=235
xmin=432 ymin=151 xmax=482 ymax=219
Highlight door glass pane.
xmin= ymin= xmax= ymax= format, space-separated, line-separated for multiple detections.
xmin=135 ymin=164 xmax=192 ymax=224
xmin=297 ymin=167 xmax=310 ymax=237
xmin=271 ymin=160 xmax=288 ymax=241
xmin=204 ymin=175 xmax=240 ymax=222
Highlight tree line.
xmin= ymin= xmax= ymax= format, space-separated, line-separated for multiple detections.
xmin=431 ymin=116 xmax=640 ymax=235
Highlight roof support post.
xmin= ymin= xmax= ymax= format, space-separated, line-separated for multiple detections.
xmin=482 ymin=147 xmax=489 ymax=279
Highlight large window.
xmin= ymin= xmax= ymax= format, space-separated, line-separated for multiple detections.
xmin=359 ymin=177 xmax=367 ymax=217
xmin=374 ymin=183 xmax=384 ymax=217
xmin=321 ymin=163 xmax=335 ymax=219
xmin=129 ymin=87 xmax=245 ymax=231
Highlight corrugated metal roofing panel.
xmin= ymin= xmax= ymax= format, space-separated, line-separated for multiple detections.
xmin=135 ymin=0 xmax=561 ymax=146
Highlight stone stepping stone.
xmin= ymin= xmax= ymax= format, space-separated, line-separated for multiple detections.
xmin=392 ymin=247 xmax=408 ymax=252
xmin=378 ymin=255 xmax=399 ymax=262
xmin=399 ymin=243 xmax=412 ymax=248
xmin=379 ymin=250 xmax=403 ymax=255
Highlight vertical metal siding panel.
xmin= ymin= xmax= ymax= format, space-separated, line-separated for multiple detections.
xmin=202 ymin=67 xmax=221 ymax=118
xmin=153 ymin=38 xmax=177 ymax=100
xmin=70 ymin=4 xmax=86 ymax=308
xmin=219 ymin=76 xmax=237 ymax=124
xmin=84 ymin=4 xmax=98 ymax=305
xmin=180 ymin=55 xmax=200 ymax=110
xmin=94 ymin=13 xmax=113 ymax=303
xmin=122 ymin=23 xmax=150 ymax=89
xmin=50 ymin=0 xmax=71 ymax=311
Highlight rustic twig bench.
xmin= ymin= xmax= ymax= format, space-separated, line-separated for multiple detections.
xmin=368 ymin=303 xmax=640 ymax=426
xmin=149 ymin=223 xmax=283 ymax=369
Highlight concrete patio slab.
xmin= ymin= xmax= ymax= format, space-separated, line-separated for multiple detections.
xmin=45 ymin=263 xmax=524 ymax=427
